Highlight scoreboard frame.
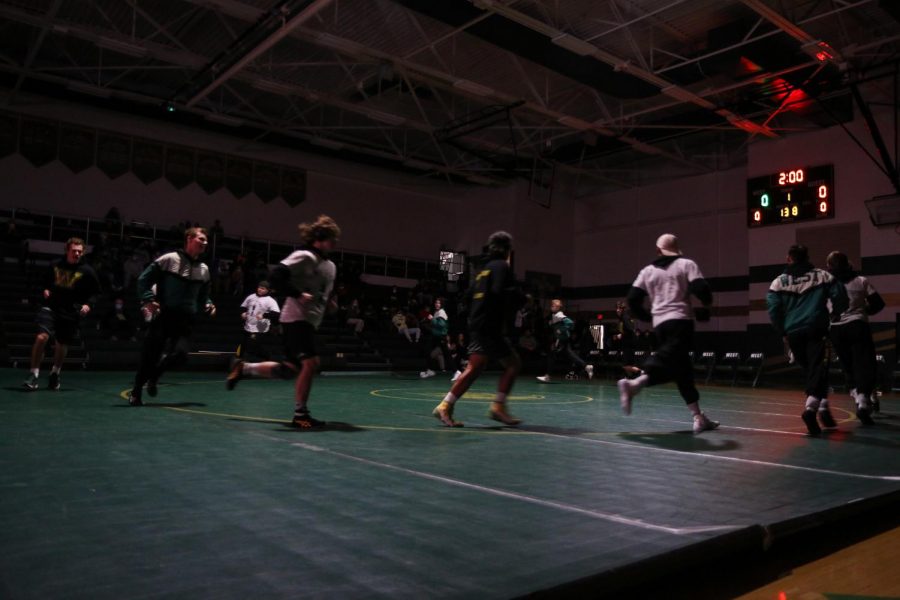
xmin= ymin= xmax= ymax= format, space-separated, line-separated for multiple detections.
xmin=747 ymin=164 xmax=834 ymax=227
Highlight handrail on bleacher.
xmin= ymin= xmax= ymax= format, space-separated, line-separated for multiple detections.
xmin=3 ymin=207 xmax=442 ymax=281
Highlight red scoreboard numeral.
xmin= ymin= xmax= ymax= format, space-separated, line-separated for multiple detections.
xmin=819 ymin=201 xmax=828 ymax=213
xmin=778 ymin=169 xmax=805 ymax=185
xmin=818 ymin=185 xmax=828 ymax=198
xmin=753 ymin=210 xmax=762 ymax=222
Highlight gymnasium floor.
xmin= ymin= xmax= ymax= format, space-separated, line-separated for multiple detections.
xmin=1 ymin=368 xmax=898 ymax=599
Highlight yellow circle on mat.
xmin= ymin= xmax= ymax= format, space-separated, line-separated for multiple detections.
xmin=370 ymin=388 xmax=593 ymax=404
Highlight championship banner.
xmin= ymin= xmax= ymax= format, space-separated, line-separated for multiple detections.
xmin=165 ymin=145 xmax=195 ymax=190
xmin=19 ymin=119 xmax=58 ymax=167
xmin=96 ymin=133 xmax=130 ymax=179
xmin=59 ymin=126 xmax=95 ymax=173
xmin=253 ymin=162 xmax=280 ymax=203
xmin=196 ymin=153 xmax=225 ymax=194
xmin=132 ymin=139 xmax=164 ymax=183
xmin=0 ymin=113 xmax=18 ymax=158
xmin=226 ymin=157 xmax=252 ymax=198
xmin=281 ymin=168 xmax=306 ymax=207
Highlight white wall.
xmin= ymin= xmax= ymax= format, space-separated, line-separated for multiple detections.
xmin=572 ymin=167 xmax=748 ymax=330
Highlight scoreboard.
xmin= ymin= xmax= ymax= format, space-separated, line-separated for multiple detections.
xmin=747 ymin=164 xmax=834 ymax=227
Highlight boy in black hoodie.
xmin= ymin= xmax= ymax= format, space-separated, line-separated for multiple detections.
xmin=23 ymin=237 xmax=99 ymax=391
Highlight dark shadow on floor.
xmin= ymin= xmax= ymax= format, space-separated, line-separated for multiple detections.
xmin=617 ymin=432 xmax=741 ymax=452
xmin=517 ymin=424 xmax=602 ymax=436
xmin=276 ymin=421 xmax=366 ymax=433
xmin=110 ymin=402 xmax=208 ymax=408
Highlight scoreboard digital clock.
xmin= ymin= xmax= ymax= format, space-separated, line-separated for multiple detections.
xmin=747 ymin=164 xmax=834 ymax=227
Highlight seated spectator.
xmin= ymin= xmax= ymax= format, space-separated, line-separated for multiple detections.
xmin=392 ymin=308 xmax=420 ymax=343
xmin=346 ymin=298 xmax=365 ymax=334
xmin=103 ymin=296 xmax=137 ymax=341
xmin=405 ymin=310 xmax=421 ymax=343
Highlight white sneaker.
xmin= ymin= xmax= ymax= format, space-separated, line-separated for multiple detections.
xmin=585 ymin=364 xmax=594 ymax=380
xmin=420 ymin=369 xmax=436 ymax=379
xmin=536 ymin=375 xmax=551 ymax=383
xmin=450 ymin=370 xmax=461 ymax=382
xmin=693 ymin=412 xmax=720 ymax=434
xmin=617 ymin=378 xmax=634 ymax=415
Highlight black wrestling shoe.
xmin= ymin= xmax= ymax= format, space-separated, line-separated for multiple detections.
xmin=48 ymin=372 xmax=60 ymax=391
xmin=23 ymin=373 xmax=39 ymax=391
xmin=856 ymin=406 xmax=875 ymax=425
xmin=801 ymin=410 xmax=821 ymax=436
xmin=147 ymin=379 xmax=158 ymax=397
xmin=290 ymin=412 xmax=325 ymax=429
xmin=225 ymin=359 xmax=244 ymax=391
xmin=128 ymin=391 xmax=143 ymax=407
xmin=818 ymin=409 xmax=837 ymax=429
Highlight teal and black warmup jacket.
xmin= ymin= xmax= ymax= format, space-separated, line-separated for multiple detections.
xmin=137 ymin=249 xmax=212 ymax=315
xmin=766 ymin=262 xmax=848 ymax=335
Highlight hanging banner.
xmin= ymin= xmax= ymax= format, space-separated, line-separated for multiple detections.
xmin=165 ymin=145 xmax=195 ymax=190
xmin=0 ymin=113 xmax=18 ymax=158
xmin=281 ymin=168 xmax=307 ymax=207
xmin=59 ymin=126 xmax=96 ymax=173
xmin=96 ymin=133 xmax=130 ymax=179
xmin=253 ymin=162 xmax=280 ymax=203
xmin=20 ymin=119 xmax=58 ymax=167
xmin=196 ymin=153 xmax=225 ymax=194
xmin=226 ymin=157 xmax=252 ymax=198
xmin=132 ymin=139 xmax=164 ymax=183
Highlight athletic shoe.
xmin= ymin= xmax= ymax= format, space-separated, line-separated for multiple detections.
xmin=801 ymin=410 xmax=821 ymax=436
xmin=565 ymin=371 xmax=578 ymax=380
xmin=818 ymin=409 xmax=837 ymax=429
xmin=856 ymin=406 xmax=875 ymax=425
xmin=488 ymin=402 xmax=521 ymax=426
xmin=128 ymin=391 xmax=143 ymax=407
xmin=692 ymin=412 xmax=719 ymax=434
xmin=147 ymin=378 xmax=158 ymax=397
xmin=225 ymin=359 xmax=244 ymax=391
xmin=617 ymin=378 xmax=635 ymax=415
xmin=536 ymin=375 xmax=551 ymax=383
xmin=450 ymin=370 xmax=461 ymax=382
xmin=48 ymin=372 xmax=60 ymax=391
xmin=23 ymin=373 xmax=39 ymax=391
xmin=290 ymin=412 xmax=325 ymax=429
xmin=432 ymin=401 xmax=463 ymax=427
xmin=419 ymin=369 xmax=436 ymax=379
xmin=585 ymin=364 xmax=594 ymax=380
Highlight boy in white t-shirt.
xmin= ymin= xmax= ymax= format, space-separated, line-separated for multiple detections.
xmin=616 ymin=234 xmax=718 ymax=434
xmin=238 ymin=280 xmax=280 ymax=360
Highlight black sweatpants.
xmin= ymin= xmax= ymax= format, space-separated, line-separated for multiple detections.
xmin=642 ymin=319 xmax=698 ymax=405
xmin=134 ymin=310 xmax=193 ymax=392
xmin=547 ymin=341 xmax=586 ymax=374
xmin=829 ymin=320 xmax=877 ymax=396
xmin=785 ymin=328 xmax=829 ymax=399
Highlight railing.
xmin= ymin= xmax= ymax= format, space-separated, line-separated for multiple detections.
xmin=2 ymin=207 xmax=442 ymax=280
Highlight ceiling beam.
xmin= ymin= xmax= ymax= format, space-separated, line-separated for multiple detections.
xmin=740 ymin=0 xmax=844 ymax=65
xmin=179 ymin=0 xmax=709 ymax=171
xmin=470 ymin=0 xmax=778 ymax=139
xmin=185 ymin=0 xmax=334 ymax=107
